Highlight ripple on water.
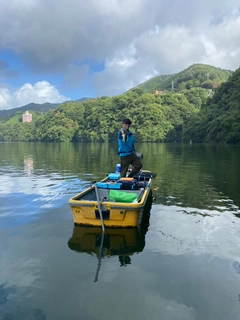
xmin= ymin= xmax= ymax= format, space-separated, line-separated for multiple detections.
xmin=0 ymin=173 xmax=87 ymax=222
xmin=147 ymin=204 xmax=240 ymax=261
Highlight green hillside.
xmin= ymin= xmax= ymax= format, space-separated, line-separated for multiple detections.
xmin=4 ymin=112 xmax=23 ymax=125
xmin=5 ymin=110 xmax=42 ymax=125
xmin=136 ymin=74 xmax=172 ymax=92
xmin=135 ymin=64 xmax=232 ymax=93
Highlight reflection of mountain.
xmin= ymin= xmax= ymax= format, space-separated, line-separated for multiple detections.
xmin=68 ymin=192 xmax=152 ymax=258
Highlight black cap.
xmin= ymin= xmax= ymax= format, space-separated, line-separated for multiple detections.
xmin=123 ymin=118 xmax=132 ymax=125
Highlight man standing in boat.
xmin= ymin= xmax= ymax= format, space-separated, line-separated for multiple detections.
xmin=118 ymin=118 xmax=142 ymax=178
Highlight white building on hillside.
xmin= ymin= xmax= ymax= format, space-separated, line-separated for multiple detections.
xmin=22 ymin=111 xmax=32 ymax=123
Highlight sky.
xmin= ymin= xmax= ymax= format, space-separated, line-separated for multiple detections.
xmin=0 ymin=0 xmax=240 ymax=110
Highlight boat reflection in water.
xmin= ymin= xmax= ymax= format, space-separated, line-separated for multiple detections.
xmin=68 ymin=192 xmax=152 ymax=281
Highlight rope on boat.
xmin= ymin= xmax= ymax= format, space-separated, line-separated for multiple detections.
xmin=94 ymin=184 xmax=105 ymax=233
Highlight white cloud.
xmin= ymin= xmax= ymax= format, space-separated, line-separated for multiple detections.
xmin=0 ymin=0 xmax=240 ymax=100
xmin=200 ymin=15 xmax=240 ymax=69
xmin=0 ymin=87 xmax=11 ymax=109
xmin=0 ymin=81 xmax=69 ymax=110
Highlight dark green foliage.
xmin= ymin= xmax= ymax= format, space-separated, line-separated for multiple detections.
xmin=129 ymin=88 xmax=145 ymax=96
xmin=183 ymin=88 xmax=209 ymax=109
xmin=0 ymin=122 xmax=35 ymax=141
xmin=34 ymin=106 xmax=79 ymax=142
xmin=183 ymin=67 xmax=240 ymax=143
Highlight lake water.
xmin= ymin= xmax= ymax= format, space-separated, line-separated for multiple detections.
xmin=0 ymin=142 xmax=240 ymax=320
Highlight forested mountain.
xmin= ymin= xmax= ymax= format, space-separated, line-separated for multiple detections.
xmin=0 ymin=64 xmax=238 ymax=143
xmin=135 ymin=64 xmax=232 ymax=92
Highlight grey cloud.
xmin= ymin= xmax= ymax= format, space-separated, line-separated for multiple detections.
xmin=0 ymin=60 xmax=8 ymax=70
xmin=0 ymin=0 xmax=240 ymax=97
xmin=0 ymin=59 xmax=19 ymax=79
xmin=61 ymin=64 xmax=89 ymax=89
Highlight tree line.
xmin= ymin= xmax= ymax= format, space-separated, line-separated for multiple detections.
xmin=0 ymin=90 xmax=198 ymax=142
xmin=0 ymin=65 xmax=239 ymax=143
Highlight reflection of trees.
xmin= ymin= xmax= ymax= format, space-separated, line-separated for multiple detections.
xmin=153 ymin=143 xmax=240 ymax=210
xmin=1 ymin=142 xmax=239 ymax=211
xmin=0 ymin=142 xmax=119 ymax=178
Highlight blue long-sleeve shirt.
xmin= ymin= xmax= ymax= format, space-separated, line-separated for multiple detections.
xmin=118 ymin=130 xmax=135 ymax=157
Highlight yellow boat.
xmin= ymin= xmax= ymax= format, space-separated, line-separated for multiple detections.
xmin=68 ymin=196 xmax=152 ymax=281
xmin=68 ymin=170 xmax=153 ymax=228
xmin=68 ymin=195 xmax=151 ymax=256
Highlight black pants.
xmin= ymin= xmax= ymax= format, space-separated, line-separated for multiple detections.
xmin=120 ymin=152 xmax=142 ymax=178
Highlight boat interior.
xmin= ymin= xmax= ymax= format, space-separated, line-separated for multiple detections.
xmin=72 ymin=170 xmax=153 ymax=202
xmin=74 ymin=186 xmax=145 ymax=202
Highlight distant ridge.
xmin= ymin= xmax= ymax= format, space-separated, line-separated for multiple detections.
xmin=0 ymin=97 xmax=91 ymax=119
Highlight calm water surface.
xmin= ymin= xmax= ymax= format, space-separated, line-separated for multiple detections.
xmin=0 ymin=142 xmax=240 ymax=320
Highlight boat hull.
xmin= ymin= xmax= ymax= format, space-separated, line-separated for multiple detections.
xmin=69 ymin=170 xmax=153 ymax=228
xmin=69 ymin=187 xmax=151 ymax=227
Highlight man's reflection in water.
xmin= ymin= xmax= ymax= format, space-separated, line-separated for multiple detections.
xmin=119 ymin=255 xmax=131 ymax=267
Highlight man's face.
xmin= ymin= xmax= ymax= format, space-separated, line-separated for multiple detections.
xmin=123 ymin=122 xmax=131 ymax=130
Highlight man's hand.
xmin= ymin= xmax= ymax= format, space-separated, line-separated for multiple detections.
xmin=120 ymin=128 xmax=127 ymax=134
